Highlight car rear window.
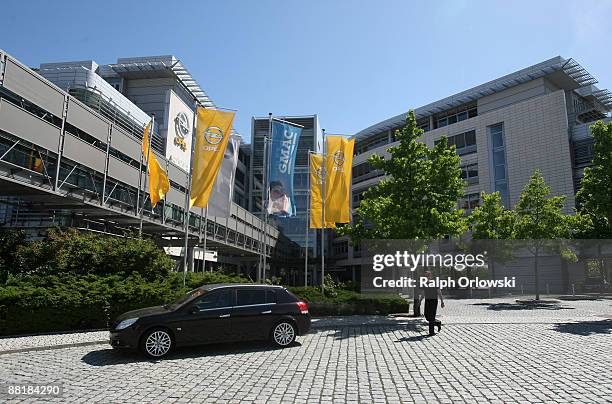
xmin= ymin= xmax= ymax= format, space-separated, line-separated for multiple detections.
xmin=278 ymin=288 xmax=299 ymax=303
xmin=266 ymin=290 xmax=277 ymax=304
xmin=236 ymin=289 xmax=266 ymax=306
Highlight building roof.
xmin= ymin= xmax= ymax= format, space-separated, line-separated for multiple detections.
xmin=99 ymin=55 xmax=216 ymax=109
xmin=353 ymin=56 xmax=611 ymax=141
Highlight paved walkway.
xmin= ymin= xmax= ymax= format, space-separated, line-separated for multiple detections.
xmin=0 ymin=297 xmax=610 ymax=403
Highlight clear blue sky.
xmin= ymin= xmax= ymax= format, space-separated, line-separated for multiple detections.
xmin=1 ymin=0 xmax=611 ymax=142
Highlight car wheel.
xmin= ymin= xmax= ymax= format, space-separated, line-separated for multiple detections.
xmin=271 ymin=321 xmax=296 ymax=347
xmin=141 ymin=328 xmax=174 ymax=358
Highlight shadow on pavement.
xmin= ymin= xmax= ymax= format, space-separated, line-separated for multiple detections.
xmin=325 ymin=323 xmax=425 ymax=340
xmin=557 ymin=294 xmax=612 ymax=301
xmin=472 ymin=301 xmax=573 ymax=311
xmin=552 ymin=320 xmax=612 ymax=336
xmin=395 ymin=334 xmax=434 ymax=342
xmin=81 ymin=340 xmax=301 ymax=366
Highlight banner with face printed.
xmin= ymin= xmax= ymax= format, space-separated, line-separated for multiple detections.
xmin=267 ymin=121 xmax=302 ymax=217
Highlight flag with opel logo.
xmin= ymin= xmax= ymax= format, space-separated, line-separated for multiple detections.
xmin=267 ymin=121 xmax=302 ymax=217
xmin=142 ymin=121 xmax=170 ymax=208
xmin=309 ymin=153 xmax=336 ymax=228
xmin=190 ymin=107 xmax=236 ymax=208
xmin=324 ymin=135 xmax=355 ymax=223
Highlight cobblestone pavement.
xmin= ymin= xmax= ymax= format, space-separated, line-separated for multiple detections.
xmin=0 ymin=298 xmax=611 ymax=403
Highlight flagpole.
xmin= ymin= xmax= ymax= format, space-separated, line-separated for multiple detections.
xmin=258 ymin=125 xmax=268 ymax=283
xmin=261 ymin=112 xmax=272 ymax=283
xmin=182 ymin=101 xmax=199 ymax=287
xmin=139 ymin=114 xmax=155 ymax=237
xmin=197 ymin=206 xmax=203 ymax=272
xmin=305 ymin=150 xmax=311 ymax=287
xmin=202 ymin=206 xmax=208 ymax=272
xmin=321 ymin=129 xmax=326 ymax=294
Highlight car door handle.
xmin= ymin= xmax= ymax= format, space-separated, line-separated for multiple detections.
xmin=261 ymin=310 xmax=272 ymax=314
xmin=219 ymin=314 xmax=230 ymax=318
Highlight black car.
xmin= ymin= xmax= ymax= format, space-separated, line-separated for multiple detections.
xmin=109 ymin=284 xmax=311 ymax=358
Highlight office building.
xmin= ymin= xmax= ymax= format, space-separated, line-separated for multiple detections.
xmin=0 ymin=50 xmax=277 ymax=275
xmin=332 ymin=56 xmax=611 ymax=287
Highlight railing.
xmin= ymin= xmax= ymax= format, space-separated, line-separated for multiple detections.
xmin=68 ymin=87 xmax=166 ymax=155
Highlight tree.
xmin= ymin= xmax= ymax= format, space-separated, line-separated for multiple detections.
xmin=339 ymin=110 xmax=466 ymax=243
xmin=468 ymin=192 xmax=516 ymax=290
xmin=11 ymin=228 xmax=173 ymax=280
xmin=513 ymin=171 xmax=579 ymax=300
xmin=0 ymin=228 xmax=27 ymax=284
xmin=469 ymin=192 xmax=515 ymax=240
xmin=575 ymin=120 xmax=612 ymax=282
xmin=576 ymin=120 xmax=612 ymax=238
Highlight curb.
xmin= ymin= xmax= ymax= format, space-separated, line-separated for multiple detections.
xmin=0 ymin=340 xmax=108 ymax=355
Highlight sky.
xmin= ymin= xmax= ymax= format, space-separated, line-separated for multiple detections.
xmin=1 ymin=0 xmax=611 ymax=142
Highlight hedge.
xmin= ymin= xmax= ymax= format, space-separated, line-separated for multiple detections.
xmin=289 ymin=287 xmax=410 ymax=316
xmin=0 ymin=229 xmax=408 ymax=335
xmin=0 ymin=272 xmax=250 ymax=335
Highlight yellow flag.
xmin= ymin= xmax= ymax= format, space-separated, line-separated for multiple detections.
xmin=190 ymin=107 xmax=235 ymax=208
xmin=142 ymin=122 xmax=169 ymax=208
xmin=310 ymin=153 xmax=336 ymax=229
xmin=324 ymin=136 xmax=354 ymax=223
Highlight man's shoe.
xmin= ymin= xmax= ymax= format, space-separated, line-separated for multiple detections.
xmin=437 ymin=322 xmax=441 ymax=332
xmin=429 ymin=332 xmax=435 ymax=336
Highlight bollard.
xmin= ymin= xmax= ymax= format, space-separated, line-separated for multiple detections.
xmin=521 ymin=284 xmax=524 ymax=295
xmin=572 ymin=283 xmax=575 ymax=296
xmin=546 ymin=283 xmax=549 ymax=295
xmin=470 ymin=287 xmax=473 ymax=298
xmin=488 ymin=287 xmax=491 ymax=298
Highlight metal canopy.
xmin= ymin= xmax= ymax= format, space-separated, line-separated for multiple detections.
xmin=592 ymin=89 xmax=612 ymax=108
xmin=107 ymin=56 xmax=215 ymax=108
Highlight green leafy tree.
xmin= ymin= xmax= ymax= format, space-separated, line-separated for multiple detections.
xmin=339 ymin=110 xmax=466 ymax=243
xmin=576 ymin=120 xmax=612 ymax=238
xmin=0 ymin=229 xmax=28 ymax=284
xmin=513 ymin=171 xmax=580 ymax=300
xmin=468 ymin=192 xmax=516 ymax=289
xmin=13 ymin=228 xmax=173 ymax=280
xmin=470 ymin=192 xmax=515 ymax=240
xmin=575 ymin=120 xmax=612 ymax=282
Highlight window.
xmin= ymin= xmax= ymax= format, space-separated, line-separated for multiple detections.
xmin=417 ymin=120 xmax=430 ymax=132
xmin=460 ymin=163 xmax=479 ymax=184
xmin=460 ymin=193 xmax=480 ymax=212
xmin=434 ymin=130 xmax=477 ymax=155
xmin=353 ymin=161 xmax=384 ymax=182
xmin=355 ymin=132 xmax=389 ymax=155
xmin=236 ymin=289 xmax=267 ymax=306
xmin=194 ymin=289 xmax=233 ymax=310
xmin=488 ymin=123 xmax=509 ymax=207
xmin=435 ymin=106 xmax=477 ymax=128
xmin=573 ymin=139 xmax=594 ymax=166
xmin=266 ymin=290 xmax=278 ymax=304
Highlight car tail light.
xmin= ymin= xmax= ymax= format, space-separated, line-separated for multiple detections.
xmin=296 ymin=301 xmax=309 ymax=314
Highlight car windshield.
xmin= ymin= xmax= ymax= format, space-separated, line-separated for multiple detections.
xmin=165 ymin=288 xmax=205 ymax=310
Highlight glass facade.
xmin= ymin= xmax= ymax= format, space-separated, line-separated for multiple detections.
xmin=488 ymin=123 xmax=510 ymax=207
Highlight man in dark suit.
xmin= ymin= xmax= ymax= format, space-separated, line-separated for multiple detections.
xmin=420 ymin=270 xmax=445 ymax=336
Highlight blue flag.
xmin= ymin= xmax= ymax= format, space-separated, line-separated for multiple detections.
xmin=267 ymin=121 xmax=302 ymax=217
